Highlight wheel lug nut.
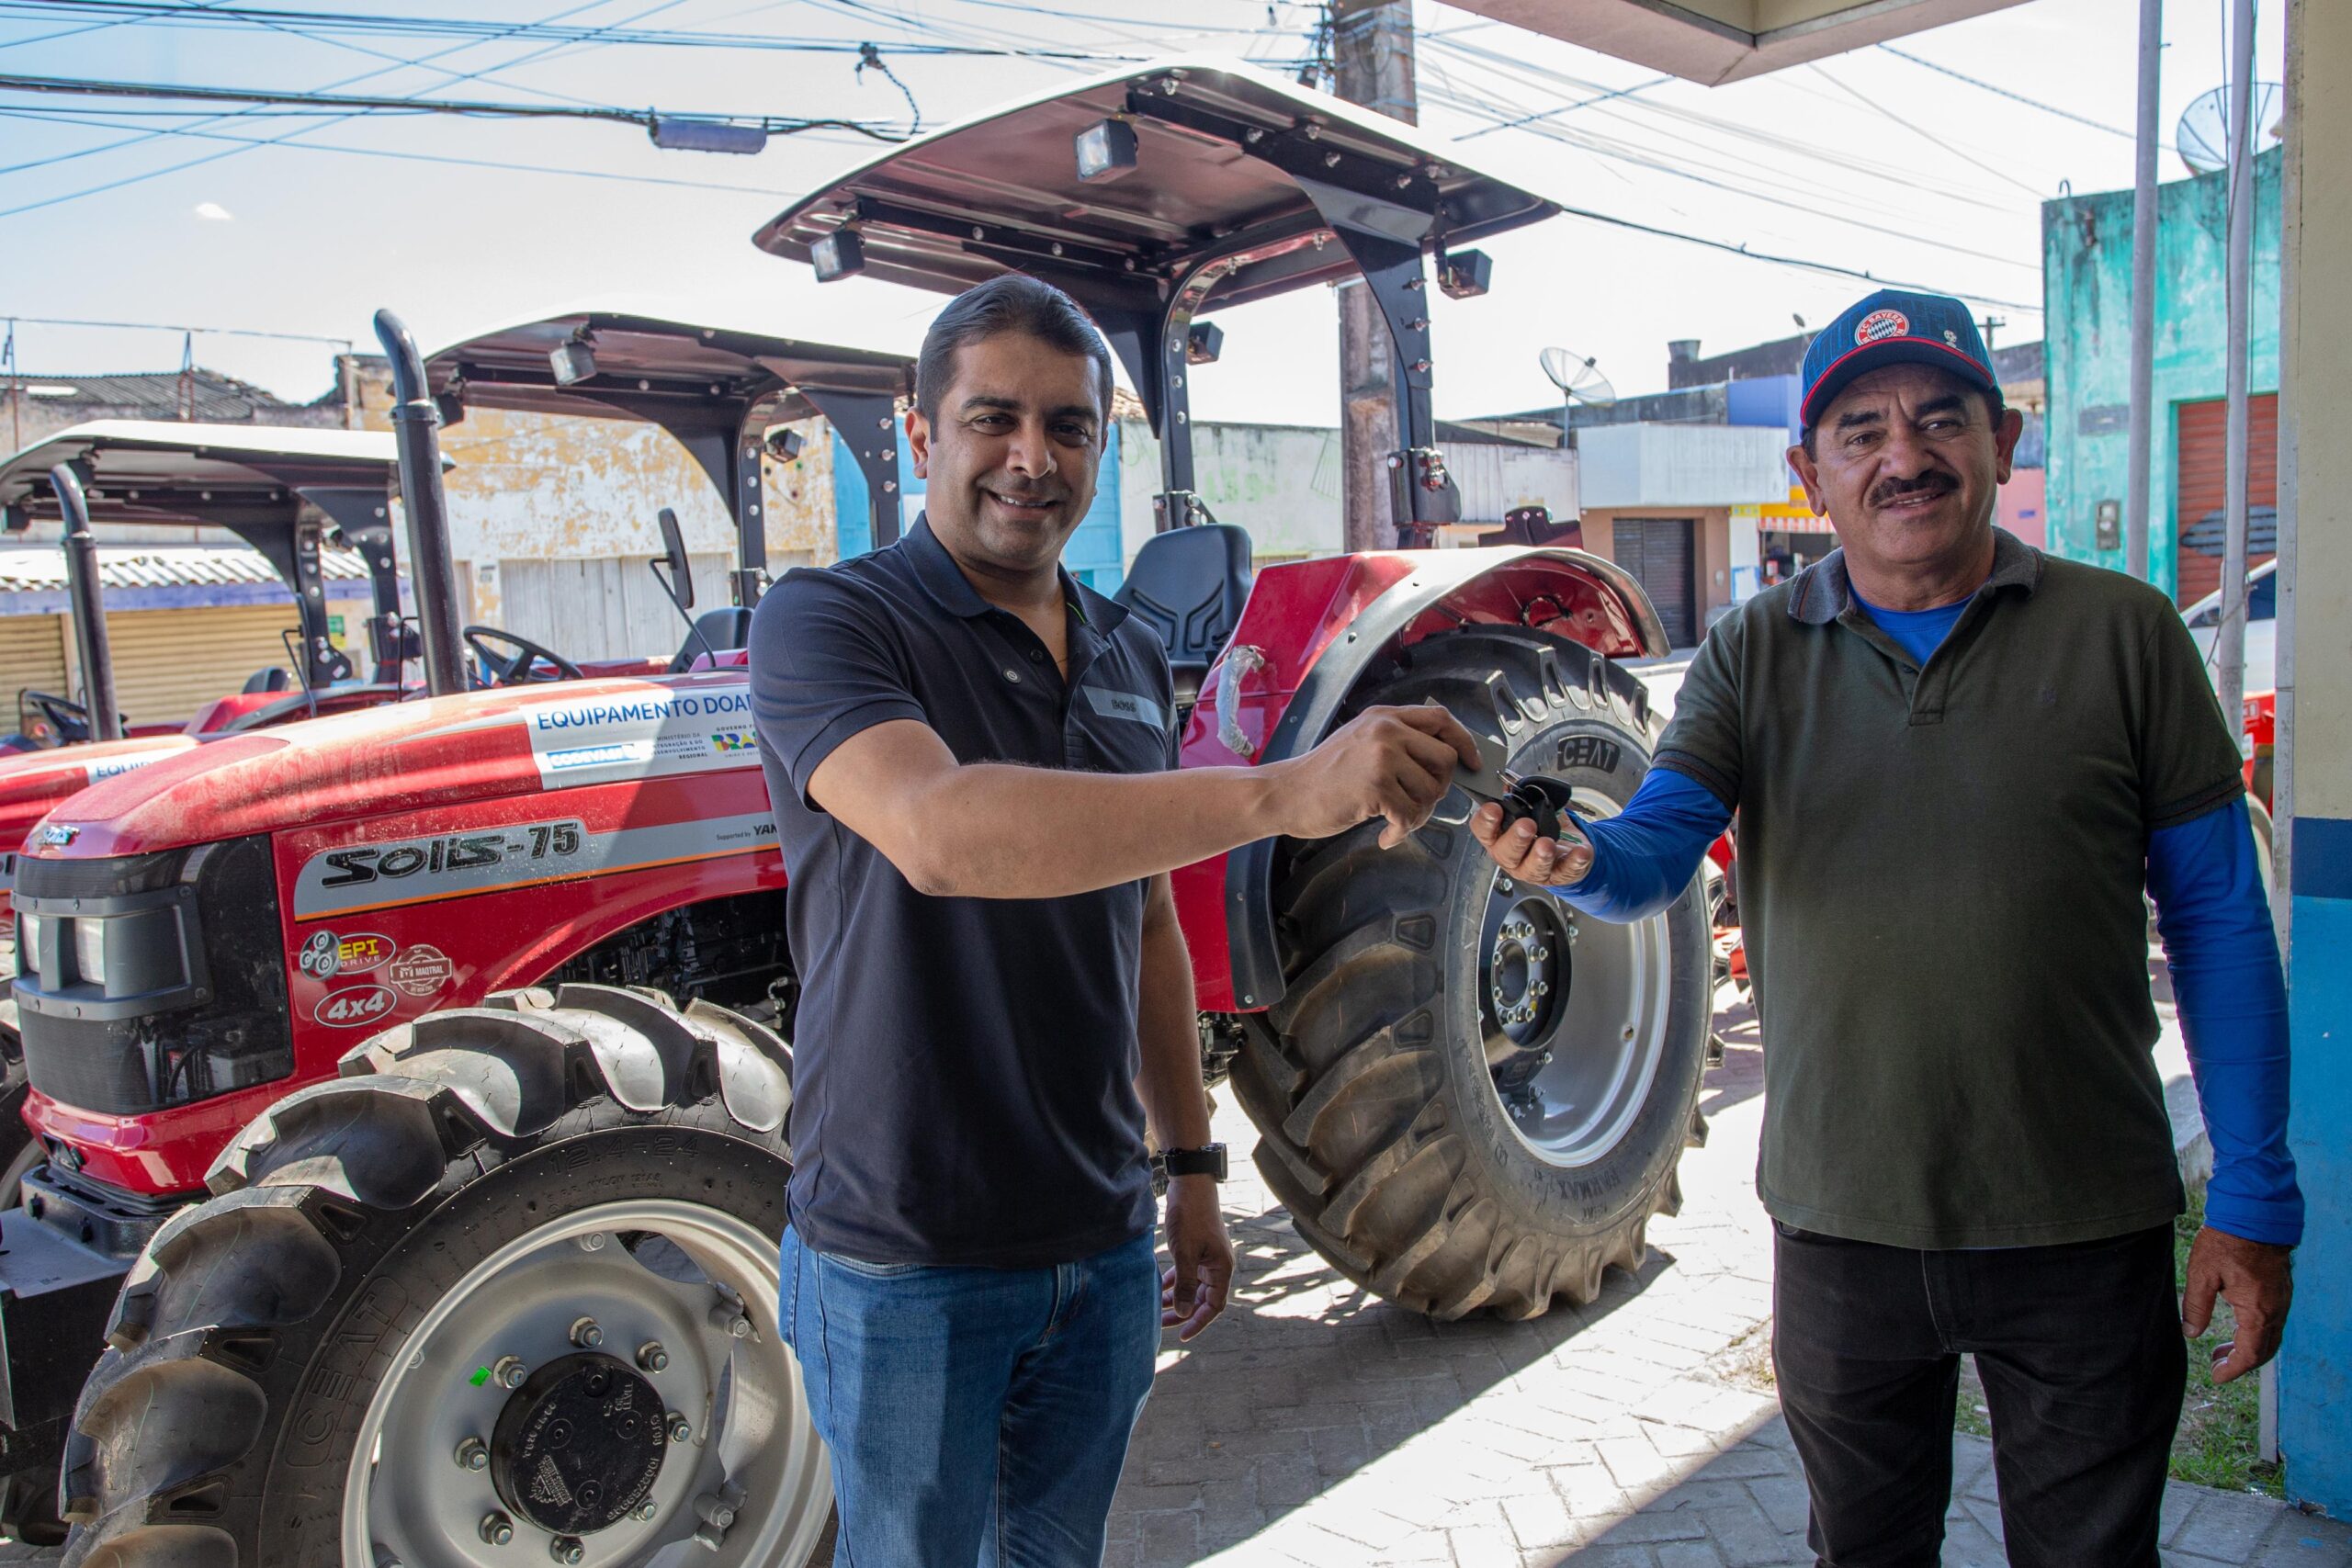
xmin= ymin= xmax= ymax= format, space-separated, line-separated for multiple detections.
xmin=694 ymin=1492 xmax=738 ymax=1529
xmin=1532 ymin=981 xmax=1548 ymax=996
xmin=1532 ymin=946 xmax=1550 ymax=961
xmin=454 ymin=1436 xmax=489 ymax=1472
xmin=638 ymin=1340 xmax=670 ymax=1372
xmin=667 ymin=1411 xmax=692 ymax=1443
xmin=493 ymin=1356 xmax=528 ymax=1390
xmin=707 ymin=1303 xmax=752 ymax=1338
xmin=633 ymin=1499 xmax=659 ymax=1521
xmin=549 ymin=1536 xmax=585 ymax=1564
xmin=480 ymin=1510 xmax=514 ymax=1546
xmin=576 ymin=1232 xmax=606 ymax=1252
xmin=570 ymin=1316 xmax=603 ymax=1348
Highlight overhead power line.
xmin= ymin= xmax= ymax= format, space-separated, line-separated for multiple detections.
xmin=0 ymin=1 xmax=1149 ymax=60
xmin=1876 ymin=42 xmax=2172 ymax=148
xmin=0 ymin=105 xmax=815 ymax=198
xmin=0 ymin=69 xmax=909 ymax=140
xmin=2 ymin=312 xmax=354 ymax=347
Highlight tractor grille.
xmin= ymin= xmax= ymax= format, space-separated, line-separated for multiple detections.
xmin=15 ymin=835 xmax=292 ymax=1115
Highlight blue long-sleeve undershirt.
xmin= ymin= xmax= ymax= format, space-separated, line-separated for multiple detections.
xmin=1552 ymin=591 xmax=2301 ymax=1247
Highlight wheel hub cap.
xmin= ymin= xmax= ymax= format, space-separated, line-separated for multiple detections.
xmin=491 ymin=1352 xmax=665 ymax=1536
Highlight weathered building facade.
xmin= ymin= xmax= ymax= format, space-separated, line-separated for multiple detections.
xmin=2041 ymin=146 xmax=2283 ymax=603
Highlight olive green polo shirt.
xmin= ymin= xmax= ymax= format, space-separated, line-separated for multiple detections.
xmin=1660 ymin=529 xmax=2245 ymax=1249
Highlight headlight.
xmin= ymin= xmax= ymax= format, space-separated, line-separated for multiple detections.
xmin=73 ymin=917 xmax=107 ymax=988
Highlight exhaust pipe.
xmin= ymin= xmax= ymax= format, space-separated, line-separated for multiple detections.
xmin=48 ymin=461 xmax=120 ymax=742
xmin=373 ymin=309 xmax=467 ymax=699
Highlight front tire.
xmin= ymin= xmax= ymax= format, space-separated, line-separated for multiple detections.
xmin=1231 ymin=631 xmax=1712 ymax=1321
xmin=62 ymin=984 xmax=831 ymax=1568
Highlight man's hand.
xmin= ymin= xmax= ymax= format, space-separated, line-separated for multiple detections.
xmin=1160 ymin=1175 xmax=1234 ymax=1343
xmin=1470 ymin=800 xmax=1596 ymax=887
xmin=2181 ymin=1224 xmax=2292 ymax=1384
xmin=1270 ymin=705 xmax=1483 ymax=848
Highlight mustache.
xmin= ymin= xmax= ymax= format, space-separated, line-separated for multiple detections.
xmin=1870 ymin=472 xmax=1957 ymax=508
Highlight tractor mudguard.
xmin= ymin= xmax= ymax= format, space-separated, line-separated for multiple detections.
xmin=1174 ymin=546 xmax=1668 ymax=1011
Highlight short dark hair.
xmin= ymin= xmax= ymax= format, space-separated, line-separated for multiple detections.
xmin=1800 ymin=383 xmax=2005 ymax=458
xmin=915 ymin=275 xmax=1114 ymax=429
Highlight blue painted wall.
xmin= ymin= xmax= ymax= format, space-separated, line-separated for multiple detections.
xmin=1725 ymin=373 xmax=1803 ymax=445
xmin=2283 ymin=820 xmax=2352 ymax=1509
xmin=2041 ymin=148 xmax=2282 ymax=597
xmin=831 ymin=425 xmax=1126 ymax=593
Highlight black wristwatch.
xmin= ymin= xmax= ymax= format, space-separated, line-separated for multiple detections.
xmin=1159 ymin=1144 xmax=1227 ymax=1182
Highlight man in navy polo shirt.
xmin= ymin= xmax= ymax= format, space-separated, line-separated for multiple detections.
xmin=750 ymin=275 xmax=1481 ymax=1566
xmin=1475 ymin=289 xmax=2299 ymax=1565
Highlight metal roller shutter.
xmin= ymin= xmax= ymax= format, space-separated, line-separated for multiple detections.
xmin=0 ymin=615 xmax=69 ymax=726
xmin=106 ymin=604 xmax=306 ymax=728
xmin=2175 ymin=395 xmax=2278 ymax=607
xmin=1612 ymin=517 xmax=1698 ymax=649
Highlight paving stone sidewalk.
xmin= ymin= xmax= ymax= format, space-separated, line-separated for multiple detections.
xmin=1110 ymin=1002 xmax=2352 ymax=1568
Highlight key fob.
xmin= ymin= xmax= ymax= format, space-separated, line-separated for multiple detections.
xmin=1498 ymin=775 xmax=1576 ymax=842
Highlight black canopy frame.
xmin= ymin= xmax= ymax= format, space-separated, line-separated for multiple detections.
xmin=425 ymin=310 xmax=915 ymax=607
xmin=756 ymin=61 xmax=1561 ymax=546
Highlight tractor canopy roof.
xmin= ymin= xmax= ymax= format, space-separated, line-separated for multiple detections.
xmin=424 ymin=303 xmax=913 ymax=433
xmin=753 ymin=56 xmax=1559 ymax=316
xmin=0 ymin=421 xmax=423 ymax=531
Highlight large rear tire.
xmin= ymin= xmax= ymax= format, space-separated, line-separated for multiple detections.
xmin=1231 ymin=631 xmax=1712 ymax=1321
xmin=60 ymin=983 xmax=832 ymax=1568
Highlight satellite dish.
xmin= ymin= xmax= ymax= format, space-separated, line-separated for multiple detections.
xmin=1540 ymin=346 xmax=1616 ymax=411
xmin=2177 ymin=83 xmax=2283 ymax=176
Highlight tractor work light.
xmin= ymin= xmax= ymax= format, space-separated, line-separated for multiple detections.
xmin=1186 ymin=322 xmax=1225 ymax=366
xmin=764 ymin=426 xmax=806 ymax=462
xmin=650 ymin=117 xmax=770 ymax=155
xmin=1438 ymin=249 xmax=1494 ymax=300
xmin=548 ymin=333 xmax=598 ymax=387
xmin=1075 ymin=118 xmax=1139 ymax=184
xmin=811 ymin=231 xmax=866 ymax=283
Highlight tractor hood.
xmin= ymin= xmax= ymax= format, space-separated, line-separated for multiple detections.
xmin=0 ymin=736 xmax=196 ymax=895
xmin=754 ymin=56 xmax=1560 ymax=316
xmin=424 ymin=304 xmax=913 ymax=429
xmin=16 ymin=673 xmax=759 ymax=863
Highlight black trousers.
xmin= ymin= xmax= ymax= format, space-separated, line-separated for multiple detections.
xmin=1771 ymin=1220 xmax=2186 ymax=1568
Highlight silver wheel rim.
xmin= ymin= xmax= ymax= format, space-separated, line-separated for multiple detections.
xmin=345 ymin=1199 xmax=830 ymax=1568
xmin=1481 ymin=786 xmax=1675 ymax=1168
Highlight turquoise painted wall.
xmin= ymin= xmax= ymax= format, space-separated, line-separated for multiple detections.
xmin=830 ymin=425 xmax=1126 ymax=592
xmin=2041 ymin=147 xmax=2281 ymax=597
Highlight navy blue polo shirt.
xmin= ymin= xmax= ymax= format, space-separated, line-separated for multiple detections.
xmin=748 ymin=515 xmax=1176 ymax=1268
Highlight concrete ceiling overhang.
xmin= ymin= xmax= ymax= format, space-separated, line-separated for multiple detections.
xmin=1439 ymin=0 xmax=2034 ymax=85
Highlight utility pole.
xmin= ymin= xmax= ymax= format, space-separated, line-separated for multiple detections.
xmin=1332 ymin=0 xmax=1416 ymax=554
xmin=2216 ymin=0 xmax=2256 ymax=727
xmin=2125 ymin=0 xmax=2163 ymax=582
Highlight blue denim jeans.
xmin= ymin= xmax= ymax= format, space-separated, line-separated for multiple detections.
xmin=779 ymin=1227 xmax=1160 ymax=1568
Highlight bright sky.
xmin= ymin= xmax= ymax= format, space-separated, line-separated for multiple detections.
xmin=0 ymin=0 xmax=2288 ymax=429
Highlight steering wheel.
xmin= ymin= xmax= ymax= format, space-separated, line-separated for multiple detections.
xmin=463 ymin=625 xmax=584 ymax=686
xmin=18 ymin=691 xmax=92 ymax=746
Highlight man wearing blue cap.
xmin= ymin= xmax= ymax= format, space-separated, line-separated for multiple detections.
xmin=1473 ymin=289 xmax=2299 ymax=1565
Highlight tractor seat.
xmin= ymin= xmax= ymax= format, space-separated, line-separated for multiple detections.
xmin=242 ymin=667 xmax=293 ymax=694
xmin=1114 ymin=525 xmax=1252 ymax=712
xmin=668 ymin=607 xmax=753 ymax=674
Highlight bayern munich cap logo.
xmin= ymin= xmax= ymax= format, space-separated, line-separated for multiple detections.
xmin=1802 ymin=288 xmax=1996 ymax=424
xmin=1854 ymin=309 xmax=1910 ymax=345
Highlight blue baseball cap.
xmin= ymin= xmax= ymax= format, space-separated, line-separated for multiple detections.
xmin=1800 ymin=288 xmax=1996 ymax=428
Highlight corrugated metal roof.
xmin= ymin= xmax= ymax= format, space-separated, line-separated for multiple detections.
xmin=0 ymin=544 xmax=370 ymax=593
xmin=6 ymin=369 xmax=314 ymax=423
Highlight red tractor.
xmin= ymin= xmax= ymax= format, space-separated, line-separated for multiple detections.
xmin=4 ymin=62 xmax=1707 ymax=1567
